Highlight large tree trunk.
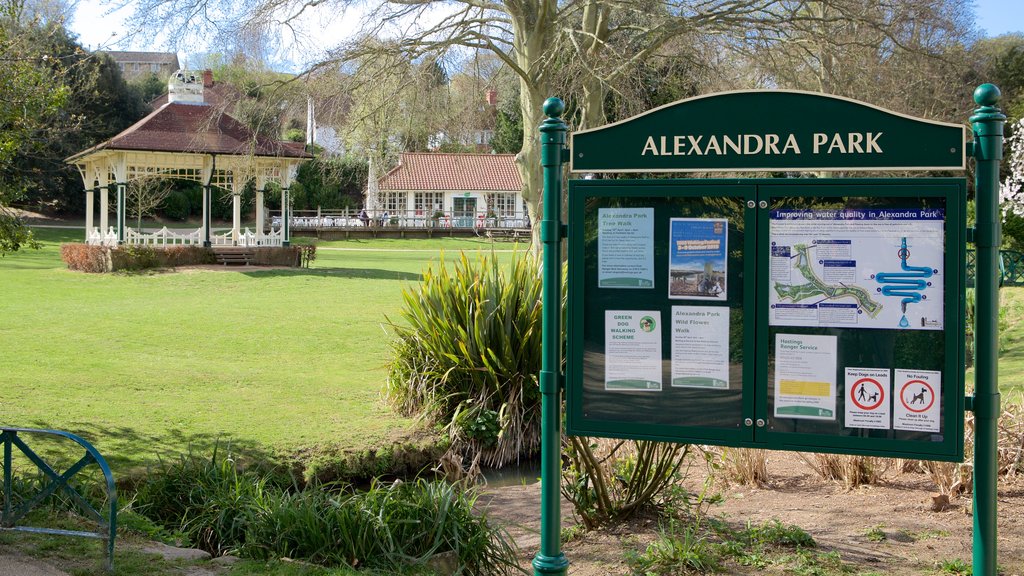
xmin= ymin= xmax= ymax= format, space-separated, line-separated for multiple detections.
xmin=509 ymin=1 xmax=558 ymax=251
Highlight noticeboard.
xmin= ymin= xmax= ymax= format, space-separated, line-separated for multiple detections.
xmin=566 ymin=178 xmax=966 ymax=461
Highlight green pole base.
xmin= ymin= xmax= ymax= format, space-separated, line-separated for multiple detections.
xmin=532 ymin=553 xmax=569 ymax=575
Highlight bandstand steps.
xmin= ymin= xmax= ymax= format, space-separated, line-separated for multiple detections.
xmin=213 ymin=247 xmax=257 ymax=266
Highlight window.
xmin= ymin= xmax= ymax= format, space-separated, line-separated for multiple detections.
xmin=486 ymin=193 xmax=517 ymax=216
xmin=413 ymin=192 xmax=444 ymax=214
xmin=380 ymin=192 xmax=404 ymax=212
xmin=150 ymin=63 xmax=161 ymax=73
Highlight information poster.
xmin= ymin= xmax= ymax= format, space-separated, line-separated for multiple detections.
xmin=671 ymin=306 xmax=730 ymax=389
xmin=668 ymin=218 xmax=728 ymax=300
xmin=605 ymin=310 xmax=663 ymax=391
xmin=893 ymin=369 xmax=942 ymax=433
xmin=844 ymin=367 xmax=891 ymax=430
xmin=769 ymin=208 xmax=944 ymax=330
xmin=599 ymin=208 xmax=654 ymax=288
xmin=774 ymin=334 xmax=838 ymax=420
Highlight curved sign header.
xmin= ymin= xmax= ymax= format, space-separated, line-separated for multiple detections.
xmin=570 ymin=90 xmax=966 ymax=173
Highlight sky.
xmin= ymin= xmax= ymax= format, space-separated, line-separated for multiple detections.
xmin=69 ymin=0 xmax=1024 ymax=71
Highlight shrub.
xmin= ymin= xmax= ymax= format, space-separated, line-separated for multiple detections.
xmin=130 ymin=452 xmax=520 ymax=573
xmin=62 ymin=244 xmax=216 ymax=272
xmin=157 ymin=246 xmax=216 ymax=267
xmin=60 ymin=243 xmax=110 ymax=272
xmin=384 ymin=250 xmax=543 ymax=469
xmin=251 ymin=246 xmax=302 ymax=267
xmin=110 ymin=245 xmax=160 ymax=271
xmin=562 ymin=437 xmax=691 ymax=529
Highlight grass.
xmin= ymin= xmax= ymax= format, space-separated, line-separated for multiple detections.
xmin=0 ymin=227 xmax=527 ymax=476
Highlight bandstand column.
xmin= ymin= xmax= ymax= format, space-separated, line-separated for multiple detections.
xmin=282 ymin=188 xmax=291 ymax=247
xmin=115 ymin=182 xmax=126 ymax=244
xmin=85 ymin=187 xmax=95 ymax=242
xmin=99 ymin=183 xmax=109 ymax=234
xmin=202 ymin=185 xmax=212 ymax=247
xmin=255 ymin=188 xmax=265 ymax=244
xmin=231 ymin=190 xmax=241 ymax=245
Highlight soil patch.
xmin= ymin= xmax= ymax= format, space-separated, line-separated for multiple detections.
xmin=481 ymin=451 xmax=1024 ymax=575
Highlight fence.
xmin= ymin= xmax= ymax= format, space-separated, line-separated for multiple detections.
xmin=1 ymin=428 xmax=117 ymax=571
xmin=966 ymin=249 xmax=1024 ymax=287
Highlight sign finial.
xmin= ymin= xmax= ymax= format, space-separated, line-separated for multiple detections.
xmin=974 ymin=83 xmax=1001 ymax=107
xmin=543 ymin=97 xmax=564 ymax=119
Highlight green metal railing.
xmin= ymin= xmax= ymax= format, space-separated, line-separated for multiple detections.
xmin=1 ymin=428 xmax=117 ymax=571
xmin=966 ymin=250 xmax=1024 ymax=287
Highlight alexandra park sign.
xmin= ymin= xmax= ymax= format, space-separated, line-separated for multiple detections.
xmin=571 ymin=90 xmax=966 ymax=173
xmin=639 ymin=130 xmax=884 ymax=158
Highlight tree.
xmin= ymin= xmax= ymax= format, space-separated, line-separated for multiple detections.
xmin=1 ymin=5 xmax=148 ymax=216
xmin=129 ymin=0 xmax=831 ymax=234
xmin=973 ymin=34 xmax=1024 ymax=122
xmin=1000 ymin=118 xmax=1024 ymax=250
xmin=126 ymin=177 xmax=174 ymax=232
xmin=738 ymin=0 xmax=977 ymax=123
xmin=0 ymin=0 xmax=73 ymax=252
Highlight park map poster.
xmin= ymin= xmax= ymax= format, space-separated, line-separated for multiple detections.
xmin=768 ymin=208 xmax=944 ymax=331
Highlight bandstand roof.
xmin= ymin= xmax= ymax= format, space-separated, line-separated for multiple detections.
xmin=66 ymin=73 xmax=311 ymax=191
xmin=67 ymin=102 xmax=309 ymax=160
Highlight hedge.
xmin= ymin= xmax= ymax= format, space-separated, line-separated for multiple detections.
xmin=61 ymin=244 xmax=214 ymax=272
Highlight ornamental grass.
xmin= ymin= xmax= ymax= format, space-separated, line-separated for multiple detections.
xmin=384 ymin=250 xmax=544 ymax=469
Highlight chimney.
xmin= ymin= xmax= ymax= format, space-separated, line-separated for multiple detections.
xmin=203 ymin=69 xmax=214 ymax=88
xmin=485 ymin=89 xmax=497 ymax=106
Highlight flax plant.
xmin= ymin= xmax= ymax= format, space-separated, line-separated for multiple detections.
xmin=385 ymin=251 xmax=543 ymax=469
xmin=562 ymin=437 xmax=691 ymax=529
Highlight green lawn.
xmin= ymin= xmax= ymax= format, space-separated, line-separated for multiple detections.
xmin=0 ymin=228 xmax=525 ymax=475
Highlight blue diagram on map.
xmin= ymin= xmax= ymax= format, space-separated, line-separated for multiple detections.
xmin=874 ymin=237 xmax=937 ymax=328
xmin=768 ymin=208 xmax=944 ymax=331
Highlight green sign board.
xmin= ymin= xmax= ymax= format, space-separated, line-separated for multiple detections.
xmin=566 ymin=178 xmax=966 ymax=461
xmin=571 ymin=90 xmax=966 ymax=173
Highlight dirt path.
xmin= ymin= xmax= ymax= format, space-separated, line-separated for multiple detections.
xmin=480 ymin=452 xmax=1024 ymax=575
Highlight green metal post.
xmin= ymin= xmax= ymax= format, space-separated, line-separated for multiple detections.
xmin=202 ymin=185 xmax=212 ymax=248
xmin=3 ymin=432 xmax=11 ymax=525
xmin=533 ymin=97 xmax=570 ymax=576
xmin=116 ymin=183 xmax=126 ymax=244
xmin=282 ymin=188 xmax=291 ymax=247
xmin=970 ymin=83 xmax=1005 ymax=576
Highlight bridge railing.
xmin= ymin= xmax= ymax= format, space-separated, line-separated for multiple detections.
xmin=1 ymin=428 xmax=117 ymax=571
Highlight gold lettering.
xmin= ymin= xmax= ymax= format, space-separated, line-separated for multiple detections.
xmin=848 ymin=132 xmax=864 ymax=153
xmin=687 ymin=135 xmax=704 ymax=155
xmin=705 ymin=135 xmax=723 ymax=155
xmin=827 ymin=133 xmax=847 ymax=154
xmin=867 ymin=132 xmax=883 ymax=153
xmin=783 ymin=134 xmax=800 ymax=154
xmin=743 ymin=134 xmax=763 ymax=155
xmin=723 ymin=135 xmax=742 ymax=155
xmin=813 ymin=133 xmax=828 ymax=153
xmin=641 ymin=136 xmax=658 ymax=156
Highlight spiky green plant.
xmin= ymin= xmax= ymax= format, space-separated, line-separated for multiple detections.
xmin=385 ymin=251 xmax=543 ymax=468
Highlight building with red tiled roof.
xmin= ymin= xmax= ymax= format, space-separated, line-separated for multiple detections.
xmin=374 ymin=152 xmax=526 ymax=227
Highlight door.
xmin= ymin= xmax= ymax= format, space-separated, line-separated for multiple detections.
xmin=453 ymin=197 xmax=477 ymax=228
